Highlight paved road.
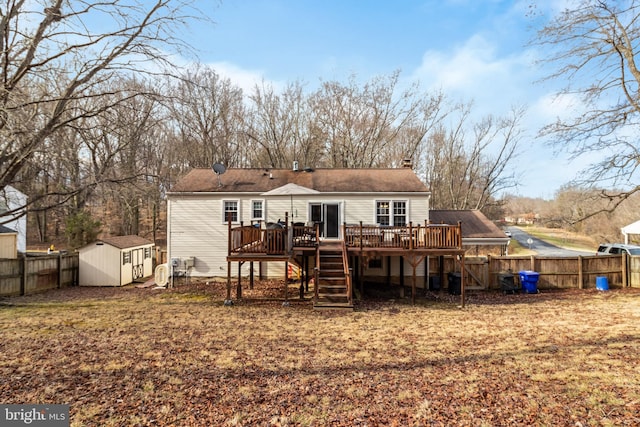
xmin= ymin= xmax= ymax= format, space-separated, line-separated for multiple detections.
xmin=505 ymin=226 xmax=594 ymax=257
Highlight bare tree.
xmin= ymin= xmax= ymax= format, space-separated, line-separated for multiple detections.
xmin=246 ymin=80 xmax=324 ymax=169
xmin=536 ymin=0 xmax=640 ymax=206
xmin=0 ymin=0 xmax=198 ymax=195
xmin=425 ymin=103 xmax=525 ymax=214
xmin=166 ymin=65 xmax=246 ymax=170
xmin=309 ymin=72 xmax=433 ymax=168
xmin=17 ymin=76 xmax=167 ymax=245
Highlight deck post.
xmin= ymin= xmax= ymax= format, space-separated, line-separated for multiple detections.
xmin=437 ymin=256 xmax=444 ymax=294
xmin=460 ymin=255 xmax=466 ymax=308
xmin=358 ymin=256 xmax=364 ymax=296
xmin=249 ymin=261 xmax=254 ymax=290
xmin=298 ymin=256 xmax=305 ymax=299
xmin=411 ymin=263 xmax=417 ymax=304
xmin=237 ymin=261 xmax=243 ymax=299
xmin=284 ymin=259 xmax=289 ymax=304
xmin=305 ymin=255 xmax=310 ymax=292
xmin=225 ymin=260 xmax=232 ymax=305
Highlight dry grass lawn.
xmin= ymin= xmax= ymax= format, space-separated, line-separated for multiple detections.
xmin=1 ymin=281 xmax=639 ymax=426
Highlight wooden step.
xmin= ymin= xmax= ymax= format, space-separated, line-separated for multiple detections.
xmin=319 ymin=270 xmax=344 ymax=278
xmin=314 ymin=242 xmax=352 ymax=310
xmin=317 ymin=287 xmax=347 ymax=293
xmin=313 ymin=300 xmax=353 ymax=311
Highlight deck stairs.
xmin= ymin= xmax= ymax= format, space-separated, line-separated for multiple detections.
xmin=313 ymin=242 xmax=353 ymax=311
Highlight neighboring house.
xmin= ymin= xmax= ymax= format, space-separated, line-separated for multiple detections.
xmin=621 ymin=220 xmax=640 ymax=244
xmin=0 ymin=224 xmax=18 ymax=259
xmin=78 ymin=235 xmax=154 ymax=286
xmin=0 ymin=185 xmax=27 ymax=254
xmin=430 ymin=210 xmax=510 ymax=256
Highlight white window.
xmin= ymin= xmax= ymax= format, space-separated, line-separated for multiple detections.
xmin=376 ymin=201 xmax=390 ymax=226
xmin=223 ymin=200 xmax=239 ymax=223
xmin=251 ymin=200 xmax=264 ymax=220
xmin=376 ymin=200 xmax=407 ymax=226
xmin=393 ymin=201 xmax=407 ymax=226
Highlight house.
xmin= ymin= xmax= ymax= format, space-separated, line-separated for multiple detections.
xmin=168 ymin=166 xmax=478 ymax=308
xmin=621 ymin=220 xmax=640 ymax=244
xmin=78 ymin=235 xmax=154 ymax=286
xmin=168 ymin=167 xmax=437 ymax=274
xmin=0 ymin=224 xmax=18 ymax=259
xmin=0 ymin=185 xmax=27 ymax=254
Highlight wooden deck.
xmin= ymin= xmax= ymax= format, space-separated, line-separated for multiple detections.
xmin=228 ymin=221 xmax=464 ymax=257
xmin=226 ymin=220 xmax=467 ymax=307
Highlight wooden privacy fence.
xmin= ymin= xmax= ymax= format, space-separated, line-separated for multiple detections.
xmin=427 ymin=254 xmax=637 ymax=290
xmin=0 ymin=253 xmax=79 ymax=297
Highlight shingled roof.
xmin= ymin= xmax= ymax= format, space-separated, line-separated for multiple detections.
xmin=100 ymin=235 xmax=153 ymax=249
xmin=429 ymin=210 xmax=508 ymax=240
xmin=169 ymin=168 xmax=429 ymax=193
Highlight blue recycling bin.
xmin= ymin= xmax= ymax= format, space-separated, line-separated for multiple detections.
xmin=519 ymin=270 xmax=540 ymax=294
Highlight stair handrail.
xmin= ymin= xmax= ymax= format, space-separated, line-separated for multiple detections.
xmin=314 ymin=239 xmax=320 ymax=303
xmin=341 ymin=239 xmax=352 ymax=306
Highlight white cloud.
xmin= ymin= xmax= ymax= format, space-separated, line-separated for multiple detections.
xmin=531 ymin=92 xmax=582 ymax=124
xmin=204 ymin=61 xmax=281 ymax=94
xmin=411 ymin=34 xmax=536 ymax=115
xmin=409 ymin=32 xmax=593 ymax=198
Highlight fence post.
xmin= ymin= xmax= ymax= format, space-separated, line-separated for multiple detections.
xmin=622 ymin=252 xmax=628 ymax=288
xmin=484 ymin=256 xmax=490 ymax=290
xmin=57 ymin=253 xmax=62 ymax=289
xmin=530 ymin=255 xmax=536 ymax=272
xmin=20 ymin=256 xmax=27 ymax=296
xmin=577 ymin=255 xmax=583 ymax=289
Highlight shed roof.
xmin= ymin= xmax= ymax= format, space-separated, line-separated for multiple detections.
xmin=0 ymin=224 xmax=16 ymax=234
xmin=429 ymin=210 xmax=507 ymax=240
xmin=99 ymin=235 xmax=154 ymax=249
xmin=169 ymin=168 xmax=429 ymax=194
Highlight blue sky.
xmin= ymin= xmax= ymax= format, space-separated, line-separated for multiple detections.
xmin=185 ymin=0 xmax=579 ymax=199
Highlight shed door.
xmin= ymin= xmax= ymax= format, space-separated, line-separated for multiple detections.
xmin=132 ymin=249 xmax=144 ymax=280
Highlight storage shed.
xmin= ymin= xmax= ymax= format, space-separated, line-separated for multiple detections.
xmin=0 ymin=224 xmax=18 ymax=259
xmin=79 ymin=235 xmax=154 ymax=286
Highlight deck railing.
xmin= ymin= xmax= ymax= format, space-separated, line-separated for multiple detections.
xmin=229 ymin=220 xmax=463 ymax=255
xmin=341 ymin=239 xmax=353 ymax=306
xmin=343 ymin=221 xmax=463 ymax=250
xmin=228 ymin=221 xmax=287 ymax=255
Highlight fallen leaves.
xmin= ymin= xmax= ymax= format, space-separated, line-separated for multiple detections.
xmin=0 ymin=283 xmax=639 ymax=426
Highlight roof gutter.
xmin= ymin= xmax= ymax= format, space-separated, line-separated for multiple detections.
xmin=167 ymin=191 xmax=431 ymax=197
